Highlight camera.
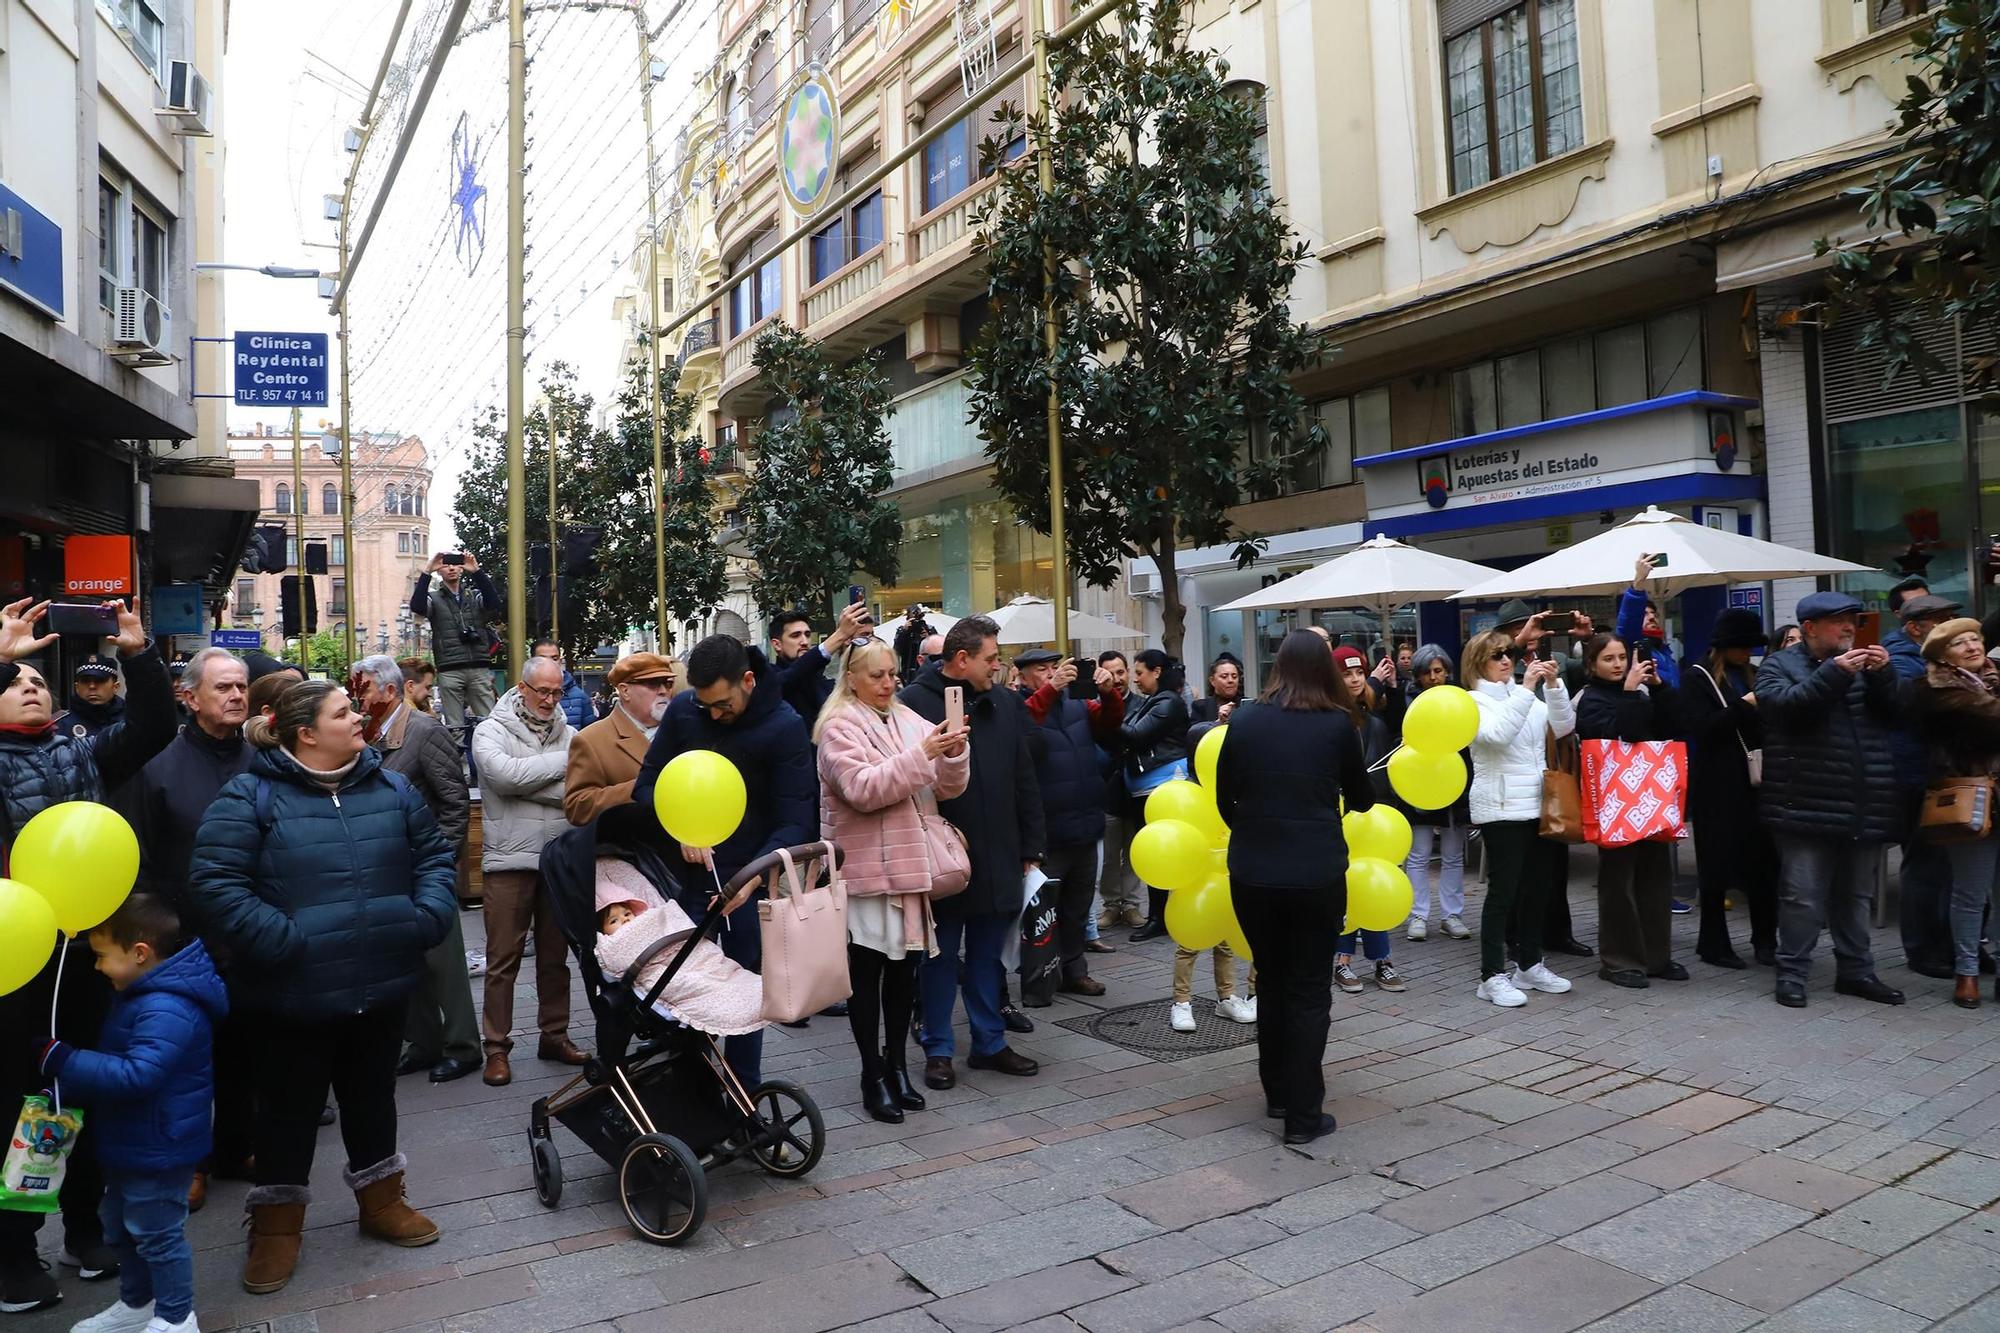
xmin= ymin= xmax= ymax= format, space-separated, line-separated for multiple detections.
xmin=459 ymin=627 xmax=484 ymax=646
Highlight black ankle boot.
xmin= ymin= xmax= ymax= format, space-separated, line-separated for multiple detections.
xmin=882 ymin=1049 xmax=926 ymax=1110
xmin=861 ymin=1060 xmax=904 ymax=1124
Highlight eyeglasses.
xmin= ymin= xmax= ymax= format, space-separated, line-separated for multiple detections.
xmin=696 ymin=694 xmax=739 ymax=717
xmin=624 ymin=677 xmax=673 ymax=690
xmin=522 ymin=683 xmax=563 ymax=701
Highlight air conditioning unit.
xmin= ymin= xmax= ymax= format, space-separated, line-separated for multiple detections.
xmin=112 ymin=287 xmax=172 ymax=365
xmin=159 ymin=61 xmax=214 ymax=136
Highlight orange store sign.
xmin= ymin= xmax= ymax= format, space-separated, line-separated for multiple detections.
xmin=63 ymin=535 xmax=134 ymax=596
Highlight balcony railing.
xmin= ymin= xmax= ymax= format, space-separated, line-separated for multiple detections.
xmin=911 ymin=188 xmax=983 ymax=264
xmin=804 ymin=253 xmax=884 ymax=328
xmin=677 ymin=317 xmax=718 ymax=365
xmin=701 ymin=443 xmax=744 ymax=475
xmin=888 ymin=372 xmax=981 ymax=479
xmin=722 ymin=334 xmax=758 ymax=380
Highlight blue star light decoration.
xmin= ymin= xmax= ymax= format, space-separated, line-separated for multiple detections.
xmin=450 ymin=112 xmax=487 ymax=274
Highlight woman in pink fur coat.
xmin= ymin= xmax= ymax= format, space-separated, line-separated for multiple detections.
xmin=815 ymin=639 xmax=970 ymax=1124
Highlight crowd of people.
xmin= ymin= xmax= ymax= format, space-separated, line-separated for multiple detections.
xmin=6 ymin=545 xmax=2000 ymax=1324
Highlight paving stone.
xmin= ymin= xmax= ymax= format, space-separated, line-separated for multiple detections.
xmin=1212 ymin=1260 xmax=1418 ymax=1333
xmin=1587 ymin=1080 xmax=1698 ymax=1117
xmin=835 ymin=1312 xmax=952 ymax=1333
xmin=1097 ymin=1230 xmax=1224 ymax=1281
xmin=1897 ymin=1148 xmax=2000 ymax=1207
xmin=1931 ymin=1288 xmax=2000 ymax=1332
xmin=1841 ymin=1235 xmax=2000 ymax=1319
xmin=1374 ymin=1170 xmax=1538 ymax=1234
xmin=1576 ymin=1283 xmax=1760 ymax=1332
xmin=1303 ymin=1105 xmax=1495 ymax=1170
xmin=1366 ymin=1243 xmax=1658 ymax=1333
xmin=890 ymin=1196 xmax=1160 ymax=1298
xmin=923 ymin=1258 xmax=1135 ymax=1333
xmin=1707 ymin=1153 xmax=1876 ymax=1214
xmin=1706 ymin=1106 xmax=1834 ymax=1151
xmin=1068 ymin=1259 xmax=1275 ymax=1333
xmin=1443 ymin=1085 xmax=1570 ymax=1125
xmin=1802 ymin=1183 xmax=1969 ymax=1255
xmin=1501 ymin=1172 xmax=1660 ymax=1238
xmin=1252 ymin=1175 xmax=1417 ymax=1234
xmin=1685 ymin=1229 xmax=1872 ymax=1312
xmin=1638 ymin=1091 xmax=1760 ymax=1135
xmin=1499 ymin=1135 xmax=1641 ymax=1188
xmin=1235 ymin=1213 xmax=1419 ymax=1285
xmin=1610 ymin=1136 xmax=1759 ymax=1191
xmin=439 ymin=1274 xmax=693 ymax=1333
xmin=1108 ymin=1148 xmax=1345 ymax=1229
xmin=314 ymin=1267 xmax=539 ymax=1333
xmin=1746 ymin=1284 xmax=1932 ymax=1333
xmin=619 ymin=1252 xmax=930 ymax=1333
xmin=1940 ymin=1206 xmax=2000 ymax=1253
xmin=1385 ymin=1133 xmax=1534 ymax=1188
xmin=1558 ymin=1181 xmax=1813 ymax=1284
xmin=1488 ymin=1102 xmax=1627 ymax=1150
xmin=1369 ymin=1214 xmax=1547 ymax=1289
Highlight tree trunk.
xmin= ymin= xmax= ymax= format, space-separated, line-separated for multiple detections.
xmin=1155 ymin=521 xmax=1185 ymax=666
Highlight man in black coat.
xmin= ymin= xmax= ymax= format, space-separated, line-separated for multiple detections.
xmin=1756 ymin=590 xmax=1906 ymax=1010
xmin=901 ymin=616 xmax=1046 ymax=1088
xmin=769 ymin=603 xmax=873 ymax=733
xmin=634 ymin=635 xmax=815 ymax=1086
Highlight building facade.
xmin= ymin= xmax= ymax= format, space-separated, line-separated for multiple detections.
xmin=1 ymin=0 xmax=253 ymax=660
xmin=226 ymin=422 xmax=435 ymax=658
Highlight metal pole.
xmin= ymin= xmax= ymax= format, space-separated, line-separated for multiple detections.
xmin=291 ymin=407 xmax=308 ymax=667
xmin=1034 ymin=0 xmax=1068 ymax=656
xmin=504 ymin=0 xmax=527 ymax=681
xmin=337 ymin=257 xmax=357 ymax=666
xmin=548 ymin=415 xmax=560 ymax=645
xmin=640 ymin=35 xmax=669 ymax=650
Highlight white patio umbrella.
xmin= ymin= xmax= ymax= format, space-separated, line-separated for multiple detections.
xmin=981 ymin=595 xmax=1148 ymax=645
xmin=1451 ymin=506 xmax=1874 ymax=602
xmin=1215 ymin=533 xmax=1503 ymax=647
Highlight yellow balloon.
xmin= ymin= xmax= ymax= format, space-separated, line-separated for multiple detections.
xmin=1194 ymin=724 xmax=1228 ymax=788
xmin=652 ymin=750 xmax=748 ymax=849
xmin=1130 ymin=819 xmax=1211 ymax=892
xmin=1346 ymin=857 xmax=1415 ymax=931
xmin=1166 ymin=878 xmax=1229 ymax=951
xmin=1402 ymin=685 xmax=1478 ymax=754
xmin=0 ymin=879 xmax=58 ymax=998
xmin=11 ymin=802 xmax=138 ymax=936
xmin=1223 ymin=916 xmax=1253 ymax=963
xmin=1387 ymin=747 xmax=1467 ymax=811
xmin=1346 ymin=805 xmax=1413 ymax=865
xmin=1146 ymin=780 xmax=1225 ymax=843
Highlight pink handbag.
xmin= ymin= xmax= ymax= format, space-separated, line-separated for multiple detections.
xmin=756 ymin=843 xmax=852 ymax=1023
xmin=917 ymin=787 xmax=972 ymax=900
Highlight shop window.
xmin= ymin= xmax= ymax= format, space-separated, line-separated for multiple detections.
xmin=1645 ymin=307 xmax=1704 ymax=398
xmin=1859 ymin=0 xmax=1938 ymax=31
xmin=321 ymin=484 xmax=339 ymax=514
xmin=331 ymin=578 xmax=348 ymax=616
xmin=1828 ymin=405 xmax=1967 ymax=608
xmin=1594 ymin=323 xmax=1648 ymax=407
xmin=1541 ymin=334 xmax=1595 ymax=419
xmin=274 ymin=483 xmax=291 ymax=514
xmin=1440 ymin=0 xmax=1583 ymax=195
xmin=809 ymin=188 xmax=885 ymax=284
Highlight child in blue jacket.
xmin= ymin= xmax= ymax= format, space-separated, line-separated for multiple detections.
xmin=40 ymin=894 xmax=227 ymax=1333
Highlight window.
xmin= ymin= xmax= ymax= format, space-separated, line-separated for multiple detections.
xmin=1645 ymin=307 xmax=1703 ymax=398
xmin=322 ymin=484 xmax=339 ymax=515
xmin=806 ymin=0 xmax=838 ymax=54
xmin=331 ymin=578 xmax=348 ymax=616
xmin=400 ymin=488 xmax=414 ymax=516
xmin=1441 ymin=0 xmax=1583 ymax=194
xmin=727 ymin=241 xmax=783 ymax=337
xmin=235 ymin=579 xmax=257 ymax=618
xmin=100 ymin=0 xmax=164 ymax=78
xmin=330 ymin=534 xmax=345 ymax=566
xmin=273 ymin=483 xmax=291 ymax=514
xmin=397 ymin=532 xmax=410 ymax=555
xmin=923 ymin=126 xmax=974 ymax=213
xmin=415 ymin=490 xmax=425 ymax=516
xmin=1232 ymin=81 xmax=1272 ymax=200
xmin=844 ymin=0 xmax=884 ymax=41
xmin=97 ymin=180 xmax=121 ymax=311
xmin=1496 ymin=351 xmax=1541 ymax=429
xmin=747 ymin=35 xmax=778 ymax=125
xmin=384 ymin=484 xmax=398 ymax=513
xmin=1248 ymin=389 xmax=1389 ymax=497
xmin=1541 ymin=334 xmax=1595 ymax=419
xmin=414 ymin=530 xmax=426 ymax=551
xmin=1451 ymin=363 xmax=1499 ymax=437
xmin=809 ymin=187 xmax=885 ymax=284
xmin=97 ymin=170 xmax=170 ymax=312
xmin=1594 ymin=323 xmax=1647 ymax=407
xmin=285 ymin=536 xmax=298 ymax=567
xmin=131 ymin=201 xmax=166 ymax=302
xmin=921 ymin=60 xmax=1027 ymax=213
xmin=1859 ymin=0 xmax=1938 ymax=31
xmin=1438 ymin=308 xmax=1707 ymax=440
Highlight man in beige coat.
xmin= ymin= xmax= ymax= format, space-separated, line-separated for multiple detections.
xmin=564 ymin=652 xmax=676 ymax=826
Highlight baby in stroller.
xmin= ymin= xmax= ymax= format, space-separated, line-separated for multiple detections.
xmin=592 ymin=858 xmax=766 ymax=1037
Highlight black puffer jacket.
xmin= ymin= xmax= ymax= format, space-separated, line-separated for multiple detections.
xmin=121 ymin=723 xmax=255 ymax=921
xmin=1119 ymin=688 xmax=1189 ymax=781
xmin=901 ymin=664 xmax=1046 ymax=916
xmin=1573 ymin=680 xmax=1678 ymax=743
xmin=1754 ymin=643 xmax=1903 ymax=840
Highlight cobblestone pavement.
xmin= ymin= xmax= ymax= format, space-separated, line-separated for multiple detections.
xmin=21 ymin=867 xmax=2000 ymax=1333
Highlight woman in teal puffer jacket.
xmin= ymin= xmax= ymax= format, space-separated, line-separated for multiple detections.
xmin=189 ymin=678 xmax=459 ymax=1296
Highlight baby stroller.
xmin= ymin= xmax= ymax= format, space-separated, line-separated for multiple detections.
xmin=530 ymin=805 xmax=831 ymax=1244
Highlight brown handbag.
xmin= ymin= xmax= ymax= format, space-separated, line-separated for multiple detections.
xmin=1540 ymin=728 xmax=1584 ymax=844
xmin=1920 ymin=777 xmax=1996 ymax=843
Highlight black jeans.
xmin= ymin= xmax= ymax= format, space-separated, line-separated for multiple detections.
xmin=1232 ymin=881 xmax=1342 ymax=1139
xmin=1044 ymin=841 xmax=1101 ymax=978
xmin=208 ymin=997 xmax=258 ymax=1170
xmin=252 ymin=1003 xmax=406 ymax=1189
xmin=1899 ymin=787 xmax=1954 ymax=968
xmin=0 ymin=941 xmax=107 ymax=1259
xmin=1693 ymin=810 xmax=1778 ymax=957
xmin=1482 ymin=821 xmax=1554 ymax=978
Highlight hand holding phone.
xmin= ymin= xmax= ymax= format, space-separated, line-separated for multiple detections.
xmin=47 ymin=602 xmax=120 ymax=638
xmin=441 ymin=552 xmax=467 ymax=567
xmin=944 ymin=684 xmax=964 ymax=734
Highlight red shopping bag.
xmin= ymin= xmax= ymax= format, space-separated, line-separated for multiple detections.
xmin=1579 ymin=740 xmax=1688 ymax=846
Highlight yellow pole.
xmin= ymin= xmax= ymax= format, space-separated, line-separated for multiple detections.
xmin=290 ymin=407 xmax=307 ymax=667
xmin=504 ymin=0 xmax=527 ymax=682
xmin=548 ymin=416 xmax=560 ymax=645
xmin=640 ymin=36 xmax=669 ymax=651
xmin=1033 ymin=0 xmax=1068 ymax=656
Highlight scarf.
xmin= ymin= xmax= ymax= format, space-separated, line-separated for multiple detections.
xmin=514 ymin=694 xmax=560 ymax=743
xmin=292 ymin=753 xmax=359 ymax=792
xmin=0 ymin=720 xmax=57 ymax=742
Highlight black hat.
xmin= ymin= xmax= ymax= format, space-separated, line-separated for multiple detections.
xmin=1495 ymin=599 xmax=1537 ymax=631
xmin=72 ymin=653 xmax=119 ymax=681
xmin=1014 ymin=647 xmax=1063 ymax=667
xmin=243 ymin=650 xmax=293 ymax=683
xmin=1708 ymin=608 xmax=1769 ymax=650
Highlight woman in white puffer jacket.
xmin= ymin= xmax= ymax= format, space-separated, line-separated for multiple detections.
xmin=1464 ymin=629 xmax=1576 ymax=1009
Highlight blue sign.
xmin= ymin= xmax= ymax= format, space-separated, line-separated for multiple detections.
xmin=1728 ymin=587 xmax=1764 ymax=612
xmin=233 ymin=331 xmax=329 ymax=407
xmin=153 ymin=584 xmax=205 ymax=637
xmin=210 ymin=629 xmax=264 ymax=650
xmin=0 ymin=181 xmax=64 ymax=319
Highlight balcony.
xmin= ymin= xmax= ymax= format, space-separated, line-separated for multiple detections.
xmin=804 ymin=253 xmax=884 ymax=328
xmin=722 ymin=332 xmax=759 ymax=381
xmin=678 ymin=317 xmax=719 ymax=366
xmin=702 ymin=442 xmax=745 ymax=476
xmin=911 ymin=187 xmax=984 ymax=264
xmin=887 ymin=372 xmax=983 ymax=482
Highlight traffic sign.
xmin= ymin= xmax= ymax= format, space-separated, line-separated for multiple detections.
xmin=211 ymin=629 xmax=264 ymax=650
xmin=233 ymin=331 xmax=329 ymax=407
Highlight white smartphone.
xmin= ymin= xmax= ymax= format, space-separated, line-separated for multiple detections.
xmin=944 ymin=684 xmax=964 ymax=734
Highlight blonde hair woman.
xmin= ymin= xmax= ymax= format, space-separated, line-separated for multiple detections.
xmin=815 ymin=640 xmax=969 ymax=1124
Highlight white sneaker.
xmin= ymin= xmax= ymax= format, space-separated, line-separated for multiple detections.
xmin=1406 ymin=916 xmax=1428 ymax=942
xmin=1512 ymin=961 xmax=1573 ymax=994
xmin=69 ymin=1300 xmax=154 ymax=1333
xmin=144 ymin=1316 xmax=199 ymax=1333
xmin=1169 ymin=1001 xmax=1197 ymax=1032
xmin=1477 ymin=974 xmax=1528 ymax=1008
xmin=1216 ymin=995 xmax=1257 ymax=1024
xmin=1442 ymin=915 xmax=1472 ymax=939
xmin=464 ymin=949 xmax=486 ymax=976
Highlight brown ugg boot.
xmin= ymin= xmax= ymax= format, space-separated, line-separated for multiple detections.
xmin=347 ymin=1154 xmax=440 ymax=1247
xmin=241 ymin=1187 xmax=308 ymax=1293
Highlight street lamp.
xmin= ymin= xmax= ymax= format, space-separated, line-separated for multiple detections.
xmin=194 ymin=262 xmax=322 ymax=279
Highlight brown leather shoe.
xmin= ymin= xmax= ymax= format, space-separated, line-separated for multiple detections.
xmin=1118 ymin=906 xmax=1147 ymax=929
xmin=1059 ymin=975 xmax=1107 ymax=997
xmin=482 ymin=1052 xmax=512 ymax=1086
xmin=1954 ymin=974 xmax=1982 ymax=1009
xmin=966 ymin=1047 xmax=1039 ymax=1076
xmin=537 ymin=1037 xmax=588 ymax=1066
xmin=188 ymin=1171 xmax=207 ymax=1214
xmin=354 ymin=1172 xmax=440 ymax=1247
xmin=242 ymin=1198 xmax=306 ymax=1293
xmin=923 ymin=1056 xmax=956 ymax=1090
